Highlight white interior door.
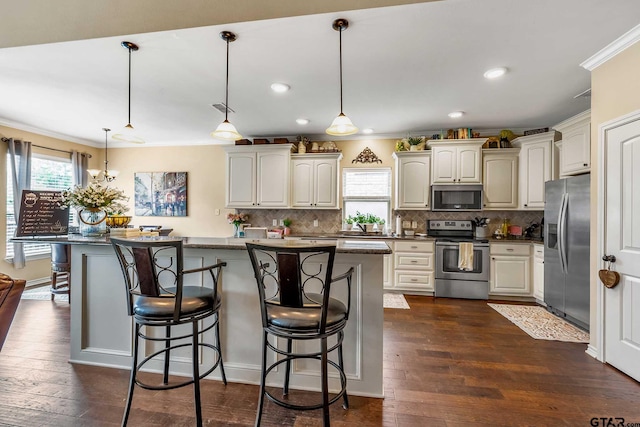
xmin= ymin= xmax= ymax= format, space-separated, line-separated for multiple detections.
xmin=603 ymin=115 xmax=640 ymax=381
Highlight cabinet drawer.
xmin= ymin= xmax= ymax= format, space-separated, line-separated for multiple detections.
xmin=394 ymin=241 xmax=434 ymax=253
xmin=394 ymin=270 xmax=434 ymax=290
xmin=490 ymin=243 xmax=530 ymax=256
xmin=533 ymin=244 xmax=544 ymax=259
xmin=394 ymin=253 xmax=434 ymax=270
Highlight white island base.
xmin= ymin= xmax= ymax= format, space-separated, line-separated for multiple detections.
xmin=67 ymin=238 xmax=386 ymax=398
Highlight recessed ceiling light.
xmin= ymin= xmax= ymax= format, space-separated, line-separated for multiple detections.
xmin=484 ymin=67 xmax=508 ymax=79
xmin=448 ymin=111 xmax=464 ymax=119
xmin=362 ymin=128 xmax=374 ymax=134
xmin=270 ymin=83 xmax=290 ymax=93
xmin=296 ymin=118 xmax=309 ymax=125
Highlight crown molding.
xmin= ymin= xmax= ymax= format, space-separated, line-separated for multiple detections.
xmin=581 ymin=23 xmax=640 ymax=71
xmin=0 ymin=118 xmax=100 ymax=148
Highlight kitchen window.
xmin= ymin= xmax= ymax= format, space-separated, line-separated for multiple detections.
xmin=342 ymin=168 xmax=391 ymax=225
xmin=5 ymin=154 xmax=74 ymax=260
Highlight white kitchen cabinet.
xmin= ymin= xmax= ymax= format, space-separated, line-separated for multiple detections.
xmin=393 ymin=151 xmax=431 ymax=210
xmin=512 ymin=131 xmax=559 ymax=209
xmin=225 ymin=145 xmax=292 ymax=208
xmin=489 ymin=243 xmax=531 ymax=296
xmin=390 ymin=240 xmax=435 ymax=292
xmin=291 ymin=153 xmax=342 ymax=209
xmin=532 ymin=244 xmax=545 ymax=303
xmin=427 ymin=139 xmax=486 ymax=184
xmin=482 ymin=148 xmax=519 ymax=209
xmin=554 ymin=110 xmax=591 ymax=177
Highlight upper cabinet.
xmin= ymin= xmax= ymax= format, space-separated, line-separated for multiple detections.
xmin=482 ymin=148 xmax=519 ymax=210
xmin=291 ymin=153 xmax=342 ymax=209
xmin=511 ymin=131 xmax=559 ymax=210
xmin=553 ymin=110 xmax=591 ymax=177
xmin=225 ymin=145 xmax=293 ymax=208
xmin=393 ymin=151 xmax=431 ymax=210
xmin=427 ymin=139 xmax=486 ymax=184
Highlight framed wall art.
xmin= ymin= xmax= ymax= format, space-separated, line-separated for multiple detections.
xmin=134 ymin=172 xmax=187 ymax=217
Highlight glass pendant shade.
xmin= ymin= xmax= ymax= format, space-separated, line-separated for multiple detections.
xmin=326 ymin=112 xmax=358 ymax=136
xmin=87 ymin=169 xmax=102 ymax=181
xmin=211 ymin=119 xmax=242 ymax=141
xmin=112 ymin=123 xmax=145 ymax=144
xmin=88 ymin=128 xmax=120 ymax=183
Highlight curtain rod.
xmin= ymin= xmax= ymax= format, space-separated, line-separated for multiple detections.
xmin=2 ymin=138 xmax=92 ymax=158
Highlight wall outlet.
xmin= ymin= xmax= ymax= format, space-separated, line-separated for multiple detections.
xmin=411 ymin=221 xmax=418 ymax=229
xmin=402 ymin=220 xmax=411 ymax=229
xmin=272 ymin=219 xmax=278 ymax=226
xmin=313 ymin=219 xmax=319 ymax=227
xmin=279 ymin=219 xmax=284 ymax=226
xmin=214 ymin=209 xmax=220 ymax=216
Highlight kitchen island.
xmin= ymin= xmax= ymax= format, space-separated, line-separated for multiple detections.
xmin=13 ymin=235 xmax=390 ymax=398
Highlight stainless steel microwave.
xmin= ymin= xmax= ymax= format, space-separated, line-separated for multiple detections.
xmin=431 ymin=185 xmax=483 ymax=211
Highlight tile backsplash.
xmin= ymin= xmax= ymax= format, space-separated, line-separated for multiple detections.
xmin=237 ymin=209 xmax=543 ymax=236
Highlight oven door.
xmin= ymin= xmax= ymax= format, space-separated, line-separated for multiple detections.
xmin=435 ymin=241 xmax=489 ymax=281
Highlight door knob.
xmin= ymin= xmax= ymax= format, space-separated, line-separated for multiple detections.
xmin=602 ymin=254 xmax=616 ymax=263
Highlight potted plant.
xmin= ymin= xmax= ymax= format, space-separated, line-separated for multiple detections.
xmin=407 ymin=136 xmax=424 ymax=151
xmin=282 ymin=218 xmax=292 ymax=235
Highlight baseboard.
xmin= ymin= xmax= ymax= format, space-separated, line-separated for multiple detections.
xmin=585 ymin=344 xmax=599 ymax=360
xmin=25 ymin=277 xmax=50 ymax=289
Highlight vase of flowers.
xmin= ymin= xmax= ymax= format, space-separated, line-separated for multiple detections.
xmin=60 ymin=183 xmax=129 ymax=237
xmin=227 ymin=212 xmax=248 ymax=238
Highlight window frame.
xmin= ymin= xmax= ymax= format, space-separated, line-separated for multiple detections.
xmin=342 ymin=167 xmax=392 ymax=226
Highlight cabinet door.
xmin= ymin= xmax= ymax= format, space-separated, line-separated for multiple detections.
xmin=457 ymin=146 xmax=481 ymax=183
xmin=520 ymin=141 xmax=550 ymax=209
xmin=559 ymin=122 xmax=590 ymax=175
xmin=533 ymin=256 xmax=544 ymax=301
xmin=431 ymin=147 xmax=457 ymax=183
xmin=227 ymin=152 xmax=256 ymax=207
xmin=314 ymin=159 xmax=337 ymax=208
xmin=383 ymin=253 xmax=393 ymax=289
xmin=256 ymin=151 xmax=289 ymax=207
xmin=397 ymin=156 xmax=430 ymax=209
xmin=483 ymin=154 xmax=518 ymax=209
xmin=490 ymin=255 xmax=531 ymax=295
xmin=291 ymin=159 xmax=314 ymax=207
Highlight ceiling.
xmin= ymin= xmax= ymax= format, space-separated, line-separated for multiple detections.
xmin=1 ymin=0 xmax=639 ymax=148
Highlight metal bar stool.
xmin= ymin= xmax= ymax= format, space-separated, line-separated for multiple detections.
xmin=246 ymin=243 xmax=354 ymax=427
xmin=111 ymin=237 xmax=227 ymax=427
xmin=50 ymin=243 xmax=70 ymax=301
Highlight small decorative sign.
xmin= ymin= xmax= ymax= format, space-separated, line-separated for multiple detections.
xmin=16 ymin=190 xmax=69 ymax=236
xmin=352 ymin=147 xmax=382 ymax=164
xmin=524 ymin=127 xmax=549 ymax=136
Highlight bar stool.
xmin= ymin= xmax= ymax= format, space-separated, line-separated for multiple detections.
xmin=246 ymin=243 xmax=354 ymax=427
xmin=111 ymin=237 xmax=227 ymax=427
xmin=50 ymin=244 xmax=70 ymax=301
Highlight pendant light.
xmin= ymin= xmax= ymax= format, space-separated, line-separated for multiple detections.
xmin=326 ymin=18 xmax=358 ymax=136
xmin=112 ymin=41 xmax=144 ymax=144
xmin=88 ymin=128 xmax=119 ymax=182
xmin=211 ymin=31 xmax=242 ymax=141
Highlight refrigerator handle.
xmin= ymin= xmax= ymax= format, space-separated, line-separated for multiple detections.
xmin=558 ymin=192 xmax=568 ymax=274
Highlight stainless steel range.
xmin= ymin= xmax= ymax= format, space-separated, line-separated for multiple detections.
xmin=428 ymin=220 xmax=490 ymax=300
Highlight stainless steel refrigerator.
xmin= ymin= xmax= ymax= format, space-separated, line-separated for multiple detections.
xmin=544 ymin=174 xmax=590 ymax=331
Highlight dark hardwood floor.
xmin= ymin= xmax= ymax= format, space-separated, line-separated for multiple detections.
xmin=2 ymin=295 xmax=640 ymax=426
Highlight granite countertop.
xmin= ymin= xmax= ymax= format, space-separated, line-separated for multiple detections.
xmin=487 ymin=237 xmax=544 ymax=244
xmin=11 ymin=235 xmax=392 ymax=255
xmin=288 ymin=232 xmax=436 ymax=242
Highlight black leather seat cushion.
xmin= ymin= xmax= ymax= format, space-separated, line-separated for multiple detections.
xmin=133 ymin=286 xmax=220 ymax=320
xmin=267 ymin=294 xmax=347 ymax=331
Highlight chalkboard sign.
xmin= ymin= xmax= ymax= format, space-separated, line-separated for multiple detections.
xmin=16 ymin=190 xmax=70 ymax=236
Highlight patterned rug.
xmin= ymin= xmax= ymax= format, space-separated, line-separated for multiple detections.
xmin=488 ymin=303 xmax=589 ymax=343
xmin=21 ymin=286 xmax=69 ymax=302
xmin=384 ymin=293 xmax=410 ymax=309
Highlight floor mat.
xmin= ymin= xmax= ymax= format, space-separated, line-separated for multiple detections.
xmin=488 ymin=303 xmax=589 ymax=343
xmin=21 ymin=286 xmax=68 ymax=302
xmin=384 ymin=293 xmax=410 ymax=309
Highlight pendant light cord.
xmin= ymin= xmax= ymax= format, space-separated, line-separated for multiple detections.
xmin=339 ymin=27 xmax=343 ymax=114
xmin=127 ymin=46 xmax=132 ymax=125
xmin=104 ymin=128 xmax=109 ymax=168
xmin=225 ymin=37 xmax=230 ymax=121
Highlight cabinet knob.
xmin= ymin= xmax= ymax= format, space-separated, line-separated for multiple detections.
xmin=492 ymin=257 xmax=495 ymax=260
xmin=524 ymin=204 xmax=528 ymax=207
xmin=411 ymin=246 xmax=418 ymax=249
xmin=410 ymin=260 xmax=418 ymax=263
xmin=583 ymin=163 xmax=588 ymax=167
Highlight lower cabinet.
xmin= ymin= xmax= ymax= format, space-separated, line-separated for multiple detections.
xmin=532 ymin=244 xmax=544 ymax=302
xmin=388 ymin=240 xmax=435 ymax=292
xmin=489 ymin=243 xmax=531 ymax=296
